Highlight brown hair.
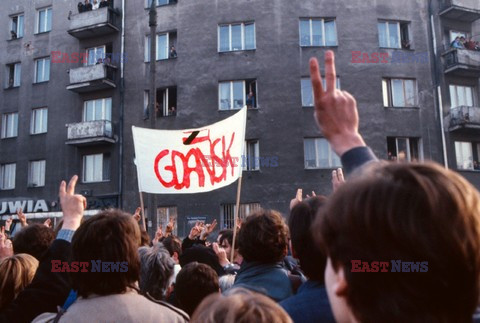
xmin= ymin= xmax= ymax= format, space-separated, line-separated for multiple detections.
xmin=70 ymin=209 xmax=141 ymax=298
xmin=0 ymin=254 xmax=39 ymax=309
xmin=315 ymin=162 xmax=480 ymax=322
xmin=162 ymin=235 xmax=182 ymax=257
xmin=13 ymin=224 xmax=55 ymax=260
xmin=237 ymin=209 xmax=289 ymax=263
xmin=191 ymin=288 xmax=292 ymax=323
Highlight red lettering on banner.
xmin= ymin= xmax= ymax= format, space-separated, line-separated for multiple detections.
xmin=154 ymin=132 xmax=237 ymax=190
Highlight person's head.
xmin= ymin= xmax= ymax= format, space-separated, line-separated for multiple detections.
xmin=138 ymin=244 xmax=175 ymax=300
xmin=0 ymin=254 xmax=39 ymax=310
xmin=237 ymin=209 xmax=289 ymax=264
xmin=13 ymin=224 xmax=55 ymax=260
xmin=179 ymin=244 xmax=224 ymax=275
xmin=315 ymin=162 xmax=480 ymax=323
xmin=161 ymin=235 xmax=182 ymax=263
xmin=289 ymin=195 xmax=327 ymax=282
xmin=218 ymin=229 xmax=234 ymax=257
xmin=70 ymin=209 xmax=141 ymax=298
xmin=191 ymin=288 xmax=292 ymax=323
xmin=139 ymin=230 xmax=150 ymax=246
xmin=175 ymin=262 xmax=219 ymax=316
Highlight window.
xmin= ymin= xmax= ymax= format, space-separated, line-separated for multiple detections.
xmin=86 ymin=45 xmax=107 ymax=66
xmin=218 ymin=22 xmax=255 ymax=52
xmin=449 ymin=30 xmax=468 ymax=43
xmin=143 ymin=90 xmax=150 ymax=119
xmin=145 ymin=32 xmax=177 ymax=62
xmin=83 ymin=154 xmax=110 ymax=183
xmin=1 ymin=113 xmax=18 ymax=138
xmin=299 ymin=18 xmax=337 ymax=47
xmin=83 ymin=98 xmax=112 ymax=121
xmin=382 ymin=78 xmax=416 ymax=107
xmin=0 ymin=163 xmax=16 ymax=190
xmin=220 ymin=202 xmax=261 ymax=229
xmin=450 ymin=85 xmax=474 ymax=108
xmin=378 ymin=21 xmax=410 ymax=49
xmin=31 ymin=108 xmax=48 ymax=134
xmin=146 ymin=0 xmax=177 ymax=7
xmin=387 ymin=137 xmax=422 ymax=162
xmin=243 ymin=140 xmax=260 ymax=171
xmin=219 ymin=80 xmax=256 ymax=110
xmin=156 ymin=206 xmax=178 ymax=235
xmin=5 ymin=63 xmax=21 ymax=88
xmin=10 ymin=14 xmax=24 ymax=39
xmin=28 ymin=160 xmax=46 ymax=187
xmin=304 ymin=138 xmax=341 ymax=169
xmin=454 ymin=142 xmax=480 ymax=170
xmin=301 ymin=77 xmax=340 ymax=107
xmin=35 ymin=58 xmax=50 ymax=83
xmin=156 ymin=87 xmax=177 ymax=117
xmin=36 ymin=7 xmax=52 ymax=33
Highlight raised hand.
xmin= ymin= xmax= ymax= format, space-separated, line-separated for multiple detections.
xmin=17 ymin=208 xmax=28 ymax=227
xmin=306 ymin=191 xmax=317 ymax=198
xmin=188 ymin=221 xmax=202 ymax=240
xmin=59 ymin=175 xmax=86 ymax=231
xmin=332 ymin=168 xmax=345 ymax=192
xmin=4 ymin=217 xmax=12 ymax=232
xmin=43 ymin=218 xmax=52 ymax=228
xmin=165 ymin=217 xmax=175 ymax=236
xmin=201 ymin=219 xmax=217 ymax=240
xmin=133 ymin=207 xmax=142 ymax=222
xmin=152 ymin=225 xmax=163 ymax=244
xmin=310 ymin=51 xmax=365 ymax=156
xmin=289 ymin=188 xmax=303 ymax=210
xmin=0 ymin=226 xmax=13 ymax=259
xmin=212 ymin=242 xmax=229 ymax=267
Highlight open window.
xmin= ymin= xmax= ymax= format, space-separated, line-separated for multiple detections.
xmin=5 ymin=63 xmax=21 ymax=88
xmin=86 ymin=44 xmax=113 ymax=66
xmin=387 ymin=137 xmax=421 ymax=162
xmin=378 ymin=21 xmax=411 ymax=49
xmin=156 ymin=87 xmax=177 ymax=117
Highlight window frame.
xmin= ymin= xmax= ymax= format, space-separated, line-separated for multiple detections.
xmin=382 ymin=78 xmax=417 ymax=108
xmin=5 ymin=62 xmax=21 ymax=88
xmin=145 ymin=32 xmax=175 ymax=62
xmin=83 ymin=153 xmax=110 ymax=183
xmin=243 ymin=140 xmax=260 ymax=171
xmin=156 ymin=206 xmax=178 ymax=235
xmin=36 ymin=7 xmax=52 ymax=34
xmin=378 ymin=21 xmax=402 ymax=49
xmin=28 ymin=160 xmax=46 ymax=187
xmin=303 ymin=137 xmax=341 ymax=169
xmin=10 ymin=14 xmax=24 ymax=39
xmin=449 ymin=84 xmax=474 ymax=108
xmin=30 ymin=107 xmax=48 ymax=135
xmin=299 ymin=18 xmax=338 ymax=47
xmin=219 ymin=80 xmax=246 ymax=110
xmin=387 ymin=137 xmax=423 ymax=162
xmin=0 ymin=163 xmax=16 ymax=190
xmin=301 ymin=77 xmax=340 ymax=107
xmin=454 ymin=141 xmax=477 ymax=171
xmin=145 ymin=0 xmax=177 ymax=8
xmin=34 ymin=57 xmax=50 ymax=83
xmin=218 ymin=22 xmax=256 ymax=52
xmin=83 ymin=98 xmax=112 ymax=122
xmin=1 ymin=112 xmax=19 ymax=139
xmin=220 ymin=202 xmax=261 ymax=229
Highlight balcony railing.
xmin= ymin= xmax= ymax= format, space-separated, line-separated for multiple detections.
xmin=446 ymin=106 xmax=480 ymax=132
xmin=442 ymin=49 xmax=480 ymax=77
xmin=67 ymin=63 xmax=116 ymax=93
xmin=66 ymin=120 xmax=115 ymax=146
xmin=68 ymin=7 xmax=119 ymax=39
xmin=439 ymin=0 xmax=480 ymax=21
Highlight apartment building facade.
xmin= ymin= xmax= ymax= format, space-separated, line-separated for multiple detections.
xmin=2 ymin=0 xmax=473 ymax=237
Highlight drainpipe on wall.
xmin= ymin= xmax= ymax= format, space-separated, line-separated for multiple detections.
xmin=118 ymin=0 xmax=126 ymax=208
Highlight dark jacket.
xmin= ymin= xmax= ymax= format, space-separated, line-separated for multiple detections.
xmin=0 ymin=239 xmax=72 ymax=323
xmin=233 ymin=261 xmax=292 ymax=302
xmin=280 ymin=280 xmax=335 ymax=323
xmin=340 ymin=146 xmax=377 ymax=175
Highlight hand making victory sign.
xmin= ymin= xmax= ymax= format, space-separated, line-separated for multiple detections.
xmin=310 ymin=51 xmax=366 ymax=157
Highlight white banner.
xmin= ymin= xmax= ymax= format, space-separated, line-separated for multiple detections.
xmin=132 ymin=107 xmax=247 ymax=194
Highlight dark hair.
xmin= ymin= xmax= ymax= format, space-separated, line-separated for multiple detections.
xmin=140 ymin=230 xmax=151 ymax=247
xmin=238 ymin=209 xmax=289 ymax=263
xmin=70 ymin=209 xmax=141 ymax=298
xmin=179 ymin=245 xmax=224 ymax=276
xmin=218 ymin=229 xmax=235 ymax=247
xmin=315 ymin=162 xmax=480 ymax=322
xmin=13 ymin=224 xmax=55 ymax=260
xmin=175 ymin=262 xmax=219 ymax=316
xmin=289 ymin=196 xmax=327 ymax=282
xmin=162 ymin=235 xmax=182 ymax=257
xmin=138 ymin=244 xmax=174 ymax=300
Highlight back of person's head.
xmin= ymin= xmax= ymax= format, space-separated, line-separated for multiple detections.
xmin=238 ymin=209 xmax=288 ymax=263
xmin=13 ymin=223 xmax=55 ymax=260
xmin=289 ymin=196 xmax=327 ymax=282
xmin=71 ymin=209 xmax=141 ymax=298
xmin=0 ymin=254 xmax=39 ymax=310
xmin=179 ymin=244 xmax=223 ymax=276
xmin=315 ymin=162 xmax=480 ymax=323
xmin=139 ymin=230 xmax=151 ymax=246
xmin=138 ymin=244 xmax=175 ymax=300
xmin=162 ymin=235 xmax=182 ymax=258
xmin=175 ymin=262 xmax=219 ymax=316
xmin=191 ymin=287 xmax=292 ymax=323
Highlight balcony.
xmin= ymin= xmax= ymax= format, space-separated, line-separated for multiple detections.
xmin=445 ymin=106 xmax=480 ymax=133
xmin=67 ymin=63 xmax=116 ymax=93
xmin=66 ymin=120 xmax=115 ymax=146
xmin=68 ymin=7 xmax=119 ymax=39
xmin=439 ymin=0 xmax=480 ymax=22
xmin=442 ymin=49 xmax=480 ymax=78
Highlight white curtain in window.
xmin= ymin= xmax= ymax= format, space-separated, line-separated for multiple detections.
xmin=404 ymin=80 xmax=415 ymax=106
xmin=392 ymin=79 xmax=404 ymax=107
xmin=157 ymin=34 xmax=168 ymax=60
xmin=301 ymin=79 xmax=313 ymax=106
xmin=378 ymin=22 xmax=388 ymax=47
xmin=455 ymin=141 xmax=473 ymax=170
xmin=304 ymin=139 xmax=316 ymax=168
xmin=231 ymin=25 xmax=242 ymax=50
xmin=388 ymin=22 xmax=399 ymax=48
xmin=219 ymin=83 xmax=231 ymax=110
xmin=244 ymin=24 xmax=255 ymax=50
xmin=232 ymin=81 xmax=244 ymax=108
xmin=219 ymin=26 xmax=230 ymax=51
xmin=324 ymin=20 xmax=337 ymax=46
xmin=14 ymin=63 xmax=21 ymax=87
xmin=299 ymin=20 xmax=310 ymax=46
xmin=312 ymin=20 xmax=323 ymax=46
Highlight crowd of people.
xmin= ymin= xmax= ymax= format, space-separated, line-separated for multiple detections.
xmin=1 ymin=51 xmax=480 ymax=322
xmin=451 ymin=35 xmax=480 ymax=51
xmin=77 ymin=0 xmax=112 ymax=13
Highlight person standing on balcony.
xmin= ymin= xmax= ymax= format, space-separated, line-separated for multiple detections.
xmin=84 ymin=0 xmax=93 ymax=11
xmin=92 ymin=0 xmax=99 ymax=10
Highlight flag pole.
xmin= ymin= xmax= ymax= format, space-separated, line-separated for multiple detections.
xmin=230 ymin=175 xmax=243 ymax=263
xmin=139 ymin=191 xmax=147 ymax=231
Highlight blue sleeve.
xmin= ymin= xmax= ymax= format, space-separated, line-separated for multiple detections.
xmin=56 ymin=229 xmax=76 ymax=242
xmin=340 ymin=146 xmax=378 ymax=175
